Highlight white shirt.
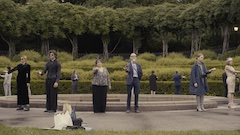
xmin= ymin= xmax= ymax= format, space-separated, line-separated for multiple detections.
xmin=131 ymin=62 xmax=138 ymax=78
xmin=0 ymin=72 xmax=12 ymax=85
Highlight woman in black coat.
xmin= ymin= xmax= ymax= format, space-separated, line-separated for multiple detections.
xmin=9 ymin=55 xmax=31 ymax=111
xmin=149 ymin=70 xmax=157 ymax=95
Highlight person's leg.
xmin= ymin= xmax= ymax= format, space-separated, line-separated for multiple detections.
xmin=196 ymin=95 xmax=202 ymax=111
xmin=200 ymin=95 xmax=206 ymax=111
xmin=101 ymin=86 xmax=107 ymax=112
xmin=4 ymin=84 xmax=8 ymax=96
xmin=45 ymin=80 xmax=51 ymax=112
xmin=133 ymin=78 xmax=140 ymax=112
xmin=126 ymin=85 xmax=132 ymax=112
xmin=8 ymin=84 xmax=11 ymax=96
xmin=51 ymin=80 xmax=58 ymax=112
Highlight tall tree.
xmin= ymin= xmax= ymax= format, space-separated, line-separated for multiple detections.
xmin=0 ymin=0 xmax=25 ymax=58
xmin=58 ymin=3 xmax=87 ymax=59
xmin=27 ymin=1 xmax=65 ymax=56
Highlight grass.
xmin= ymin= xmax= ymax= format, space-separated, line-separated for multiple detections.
xmin=0 ymin=124 xmax=240 ymax=135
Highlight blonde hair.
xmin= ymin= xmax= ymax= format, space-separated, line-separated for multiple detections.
xmin=226 ymin=57 xmax=233 ymax=65
xmin=21 ymin=55 xmax=27 ymax=60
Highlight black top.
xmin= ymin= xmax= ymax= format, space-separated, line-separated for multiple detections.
xmin=149 ymin=74 xmax=157 ymax=90
xmin=41 ymin=60 xmax=61 ymax=82
xmin=9 ymin=63 xmax=31 ymax=83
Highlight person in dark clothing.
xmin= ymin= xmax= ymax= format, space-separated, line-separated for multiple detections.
xmin=173 ymin=70 xmax=184 ymax=95
xmin=9 ymin=55 xmax=31 ymax=111
xmin=39 ymin=50 xmax=61 ymax=113
xmin=149 ymin=70 xmax=157 ymax=95
xmin=71 ymin=70 xmax=79 ymax=94
xmin=222 ymin=72 xmax=228 ymax=98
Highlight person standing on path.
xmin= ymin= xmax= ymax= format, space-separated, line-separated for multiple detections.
xmin=125 ymin=53 xmax=143 ymax=113
xmin=71 ymin=70 xmax=79 ymax=94
xmin=149 ymin=70 xmax=157 ymax=95
xmin=0 ymin=66 xmax=12 ymax=96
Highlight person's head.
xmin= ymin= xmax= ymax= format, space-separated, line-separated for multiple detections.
xmin=196 ymin=53 xmax=204 ymax=62
xmin=95 ymin=59 xmax=102 ymax=68
xmin=151 ymin=70 xmax=155 ymax=74
xmin=21 ymin=55 xmax=27 ymax=64
xmin=226 ymin=57 xmax=233 ymax=65
xmin=175 ymin=70 xmax=179 ymax=74
xmin=130 ymin=53 xmax=137 ymax=62
xmin=49 ymin=50 xmax=57 ymax=60
xmin=6 ymin=66 xmax=11 ymax=72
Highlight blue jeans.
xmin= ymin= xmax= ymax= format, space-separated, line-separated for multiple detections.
xmin=127 ymin=78 xmax=140 ymax=110
xmin=175 ymin=86 xmax=181 ymax=94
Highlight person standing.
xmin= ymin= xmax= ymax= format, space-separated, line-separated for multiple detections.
xmin=39 ymin=50 xmax=61 ymax=112
xmin=173 ymin=70 xmax=184 ymax=95
xmin=0 ymin=66 xmax=12 ymax=96
xmin=9 ymin=56 xmax=31 ymax=111
xmin=92 ymin=59 xmax=111 ymax=113
xmin=125 ymin=53 xmax=143 ymax=113
xmin=149 ymin=70 xmax=157 ymax=95
xmin=189 ymin=53 xmax=216 ymax=112
xmin=71 ymin=70 xmax=79 ymax=94
xmin=224 ymin=57 xmax=240 ymax=108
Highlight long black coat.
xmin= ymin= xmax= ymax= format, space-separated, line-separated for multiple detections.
xmin=189 ymin=62 xmax=210 ymax=96
xmin=9 ymin=63 xmax=31 ymax=105
xmin=149 ymin=74 xmax=157 ymax=90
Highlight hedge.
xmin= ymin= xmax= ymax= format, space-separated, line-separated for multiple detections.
xmin=0 ymin=80 xmax=238 ymax=97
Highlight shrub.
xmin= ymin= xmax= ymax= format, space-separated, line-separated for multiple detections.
xmin=192 ymin=50 xmax=217 ymax=59
xmin=138 ymin=52 xmax=156 ymax=61
xmin=79 ymin=53 xmax=100 ymax=60
xmin=167 ymin=52 xmax=186 ymax=59
xmin=2 ymin=80 xmax=233 ymax=97
xmin=0 ymin=56 xmax=11 ymax=68
xmin=18 ymin=50 xmax=42 ymax=62
xmin=57 ymin=52 xmax=73 ymax=63
xmin=108 ymin=56 xmax=124 ymax=63
xmin=218 ymin=50 xmax=236 ymax=60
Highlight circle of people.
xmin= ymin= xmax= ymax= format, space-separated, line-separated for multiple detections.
xmin=1 ymin=51 xmax=237 ymax=113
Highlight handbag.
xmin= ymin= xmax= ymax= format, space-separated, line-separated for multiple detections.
xmin=52 ymin=111 xmax=73 ymax=130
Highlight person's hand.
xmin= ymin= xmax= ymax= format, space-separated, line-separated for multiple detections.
xmin=53 ymin=82 xmax=58 ymax=88
xmin=209 ymin=68 xmax=216 ymax=72
xmin=109 ymin=86 xmax=111 ymax=90
xmin=182 ymin=76 xmax=186 ymax=79
xmin=38 ymin=71 xmax=42 ymax=75
xmin=194 ymin=83 xmax=198 ymax=88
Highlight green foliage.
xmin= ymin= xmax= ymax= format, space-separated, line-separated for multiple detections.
xmin=18 ymin=50 xmax=42 ymax=62
xmin=0 ymin=56 xmax=11 ymax=67
xmin=218 ymin=50 xmax=236 ymax=60
xmin=167 ymin=52 xmax=186 ymax=59
xmin=3 ymin=80 xmax=234 ymax=97
xmin=108 ymin=56 xmax=124 ymax=63
xmin=79 ymin=53 xmax=100 ymax=60
xmin=137 ymin=52 xmax=156 ymax=61
xmin=57 ymin=52 xmax=73 ymax=63
xmin=192 ymin=50 xmax=217 ymax=59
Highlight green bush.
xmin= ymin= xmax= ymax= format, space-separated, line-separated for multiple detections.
xmin=108 ymin=56 xmax=124 ymax=63
xmin=0 ymin=56 xmax=11 ymax=68
xmin=1 ymin=80 xmax=235 ymax=97
xmin=18 ymin=50 xmax=42 ymax=62
xmin=79 ymin=53 xmax=100 ymax=60
xmin=167 ymin=52 xmax=186 ymax=59
xmin=138 ymin=52 xmax=156 ymax=61
xmin=192 ymin=50 xmax=217 ymax=59
xmin=218 ymin=50 xmax=236 ymax=60
xmin=57 ymin=52 xmax=73 ymax=63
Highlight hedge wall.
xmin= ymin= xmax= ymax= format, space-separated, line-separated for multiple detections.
xmin=0 ymin=80 xmax=238 ymax=97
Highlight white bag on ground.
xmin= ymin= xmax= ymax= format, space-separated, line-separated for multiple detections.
xmin=53 ymin=111 xmax=73 ymax=130
xmin=63 ymin=103 xmax=72 ymax=114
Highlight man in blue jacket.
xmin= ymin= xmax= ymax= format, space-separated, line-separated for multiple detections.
xmin=125 ymin=53 xmax=143 ymax=113
xmin=173 ymin=70 xmax=184 ymax=94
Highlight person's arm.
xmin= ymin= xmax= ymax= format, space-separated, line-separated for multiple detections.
xmin=8 ymin=65 xmax=18 ymax=74
xmin=125 ymin=63 xmax=130 ymax=73
xmin=138 ymin=64 xmax=143 ymax=80
xmin=39 ymin=63 xmax=48 ymax=75
xmin=106 ymin=68 xmax=111 ymax=89
xmin=93 ymin=67 xmax=98 ymax=74
xmin=71 ymin=74 xmax=74 ymax=81
xmin=226 ymin=66 xmax=240 ymax=74
xmin=26 ymin=64 xmax=31 ymax=83
xmin=191 ymin=65 xmax=197 ymax=87
xmin=0 ymin=74 xmax=5 ymax=78
xmin=55 ymin=62 xmax=61 ymax=83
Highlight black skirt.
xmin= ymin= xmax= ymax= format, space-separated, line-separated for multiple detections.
xmin=92 ymin=85 xmax=107 ymax=113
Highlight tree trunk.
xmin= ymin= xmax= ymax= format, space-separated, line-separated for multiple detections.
xmin=101 ymin=35 xmax=110 ymax=61
xmin=67 ymin=34 xmax=78 ymax=60
xmin=190 ymin=28 xmax=201 ymax=56
xmin=133 ymin=37 xmax=141 ymax=54
xmin=0 ymin=34 xmax=16 ymax=58
xmin=41 ymin=39 xmax=49 ymax=56
xmin=161 ymin=33 xmax=168 ymax=57
xmin=221 ymin=24 xmax=230 ymax=54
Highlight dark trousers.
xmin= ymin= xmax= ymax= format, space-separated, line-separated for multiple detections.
xmin=224 ymin=85 xmax=228 ymax=97
xmin=127 ymin=78 xmax=140 ymax=110
xmin=45 ymin=78 xmax=58 ymax=111
xmin=72 ymin=84 xmax=78 ymax=94
xmin=175 ymin=86 xmax=181 ymax=94
xmin=92 ymin=85 xmax=107 ymax=113
xmin=17 ymin=81 xmax=29 ymax=105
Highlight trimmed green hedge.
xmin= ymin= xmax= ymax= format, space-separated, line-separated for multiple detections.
xmin=0 ymin=80 xmax=238 ymax=97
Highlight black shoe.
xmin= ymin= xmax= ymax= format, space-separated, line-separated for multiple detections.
xmin=126 ymin=109 xmax=130 ymax=113
xmin=24 ymin=107 xmax=30 ymax=111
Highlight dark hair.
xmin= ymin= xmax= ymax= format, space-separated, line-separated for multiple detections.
xmin=95 ymin=57 xmax=102 ymax=65
xmin=176 ymin=70 xmax=178 ymax=74
xmin=7 ymin=66 xmax=11 ymax=71
xmin=151 ymin=70 xmax=154 ymax=74
xmin=49 ymin=50 xmax=57 ymax=59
